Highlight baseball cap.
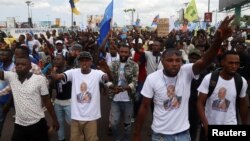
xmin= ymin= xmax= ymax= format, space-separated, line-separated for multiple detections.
xmin=188 ymin=48 xmax=201 ymax=57
xmin=55 ymin=40 xmax=63 ymax=44
xmin=70 ymin=44 xmax=82 ymax=51
xmin=77 ymin=51 xmax=93 ymax=61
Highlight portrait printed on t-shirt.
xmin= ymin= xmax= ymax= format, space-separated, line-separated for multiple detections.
xmin=76 ymin=82 xmax=92 ymax=103
xmin=212 ymin=87 xmax=230 ymax=112
xmin=163 ymin=84 xmax=182 ymax=111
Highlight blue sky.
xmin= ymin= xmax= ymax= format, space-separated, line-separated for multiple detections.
xmin=0 ymin=0 xmax=249 ymax=27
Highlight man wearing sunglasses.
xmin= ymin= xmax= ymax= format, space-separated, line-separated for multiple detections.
xmin=134 ymin=16 xmax=235 ymax=141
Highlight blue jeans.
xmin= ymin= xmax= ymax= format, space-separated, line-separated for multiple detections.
xmin=110 ymin=101 xmax=133 ymax=141
xmin=0 ymin=104 xmax=7 ymax=137
xmin=134 ymin=82 xmax=144 ymax=118
xmin=152 ymin=130 xmax=191 ymax=141
xmin=54 ymin=103 xmax=71 ymax=140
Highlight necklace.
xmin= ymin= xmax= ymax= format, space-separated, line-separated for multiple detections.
xmin=162 ymin=71 xmax=178 ymax=88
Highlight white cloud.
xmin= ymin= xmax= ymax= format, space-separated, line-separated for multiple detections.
xmin=0 ymin=0 xmax=24 ymax=6
xmin=0 ymin=0 xmax=248 ymax=27
xmin=33 ymin=2 xmax=50 ymax=9
xmin=52 ymin=5 xmax=70 ymax=15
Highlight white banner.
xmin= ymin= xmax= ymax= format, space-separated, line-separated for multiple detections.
xmin=9 ymin=28 xmax=64 ymax=38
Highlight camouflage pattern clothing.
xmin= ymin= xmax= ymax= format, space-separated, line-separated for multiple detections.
xmin=108 ymin=59 xmax=139 ymax=101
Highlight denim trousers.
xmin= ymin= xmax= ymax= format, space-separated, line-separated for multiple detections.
xmin=54 ymin=103 xmax=71 ymax=140
xmin=134 ymin=82 xmax=144 ymax=118
xmin=152 ymin=130 xmax=191 ymax=141
xmin=110 ymin=101 xmax=133 ymax=141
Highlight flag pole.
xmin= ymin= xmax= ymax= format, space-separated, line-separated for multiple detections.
xmin=110 ymin=0 xmax=114 ymax=39
xmin=71 ymin=8 xmax=73 ymax=31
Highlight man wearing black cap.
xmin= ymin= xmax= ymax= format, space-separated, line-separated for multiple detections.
xmin=50 ymin=51 xmax=110 ymax=141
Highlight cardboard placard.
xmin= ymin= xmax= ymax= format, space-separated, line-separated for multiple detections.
xmin=157 ymin=18 xmax=169 ymax=37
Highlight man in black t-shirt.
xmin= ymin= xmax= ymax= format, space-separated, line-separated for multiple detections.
xmin=52 ymin=54 xmax=72 ymax=141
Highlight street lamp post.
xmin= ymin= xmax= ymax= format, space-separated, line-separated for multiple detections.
xmin=25 ymin=1 xmax=33 ymax=28
xmin=124 ymin=8 xmax=136 ymax=25
xmin=208 ymin=0 xmax=210 ymax=12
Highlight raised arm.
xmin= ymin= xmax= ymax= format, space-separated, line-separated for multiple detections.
xmin=193 ymin=16 xmax=234 ymax=75
xmin=49 ymin=67 xmax=66 ymax=81
xmin=99 ymin=31 xmax=112 ymax=56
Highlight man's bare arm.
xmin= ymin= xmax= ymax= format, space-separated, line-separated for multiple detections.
xmin=133 ymin=96 xmax=151 ymax=141
xmin=193 ymin=15 xmax=234 ymax=75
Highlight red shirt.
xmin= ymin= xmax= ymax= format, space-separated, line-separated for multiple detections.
xmin=133 ymin=51 xmax=147 ymax=82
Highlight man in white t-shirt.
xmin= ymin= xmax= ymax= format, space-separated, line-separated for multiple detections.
xmin=197 ymin=51 xmax=248 ymax=141
xmin=50 ymin=51 xmax=110 ymax=141
xmin=144 ymin=40 xmax=162 ymax=75
xmin=0 ymin=56 xmax=59 ymax=141
xmin=133 ymin=16 xmax=235 ymax=141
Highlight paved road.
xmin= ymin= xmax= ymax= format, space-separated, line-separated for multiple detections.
xmin=1 ymin=94 xmax=152 ymax=141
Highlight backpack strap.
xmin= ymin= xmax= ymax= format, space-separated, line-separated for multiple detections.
xmin=234 ymin=73 xmax=243 ymax=124
xmin=208 ymin=70 xmax=220 ymax=98
xmin=234 ymin=73 xmax=243 ymax=97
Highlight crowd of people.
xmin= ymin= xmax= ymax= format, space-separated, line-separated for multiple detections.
xmin=0 ymin=15 xmax=249 ymax=141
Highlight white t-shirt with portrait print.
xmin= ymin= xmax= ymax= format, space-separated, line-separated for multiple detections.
xmin=64 ymin=68 xmax=105 ymax=121
xmin=197 ymin=73 xmax=248 ymax=125
xmin=141 ymin=63 xmax=198 ymax=134
xmin=113 ymin=63 xmax=130 ymax=102
xmin=3 ymin=72 xmax=48 ymax=126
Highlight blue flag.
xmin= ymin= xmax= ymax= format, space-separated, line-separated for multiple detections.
xmin=98 ymin=0 xmax=113 ymax=46
xmin=151 ymin=14 xmax=159 ymax=26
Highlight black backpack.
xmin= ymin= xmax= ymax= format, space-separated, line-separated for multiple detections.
xmin=207 ymin=70 xmax=243 ymax=124
xmin=208 ymin=70 xmax=243 ymax=98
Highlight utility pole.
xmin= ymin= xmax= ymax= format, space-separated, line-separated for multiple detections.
xmin=208 ymin=0 xmax=210 ymax=12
